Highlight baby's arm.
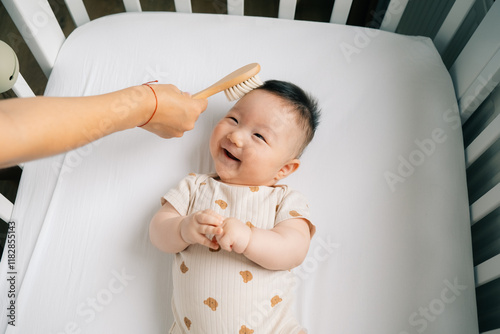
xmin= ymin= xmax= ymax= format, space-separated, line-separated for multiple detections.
xmin=217 ymin=218 xmax=311 ymax=271
xmin=149 ymin=202 xmax=224 ymax=253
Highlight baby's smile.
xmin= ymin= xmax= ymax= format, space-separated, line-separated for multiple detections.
xmin=223 ymin=148 xmax=240 ymax=162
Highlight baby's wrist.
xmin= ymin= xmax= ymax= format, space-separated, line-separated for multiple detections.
xmin=242 ymin=224 xmax=254 ymax=256
xmin=178 ymin=217 xmax=190 ymax=245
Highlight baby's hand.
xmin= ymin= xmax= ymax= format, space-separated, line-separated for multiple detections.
xmin=180 ymin=209 xmax=223 ymax=249
xmin=216 ymin=218 xmax=252 ymax=253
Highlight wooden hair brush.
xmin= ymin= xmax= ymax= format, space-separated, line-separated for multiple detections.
xmin=192 ymin=63 xmax=263 ymax=101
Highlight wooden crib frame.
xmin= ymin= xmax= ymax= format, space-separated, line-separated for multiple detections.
xmin=1 ymin=0 xmax=499 ymax=332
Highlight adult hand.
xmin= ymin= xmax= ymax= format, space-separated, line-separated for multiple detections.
xmin=140 ymin=84 xmax=208 ymax=138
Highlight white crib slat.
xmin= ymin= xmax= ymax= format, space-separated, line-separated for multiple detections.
xmin=379 ymin=0 xmax=409 ymax=32
xmin=466 ymin=113 xmax=500 ymax=168
xmin=470 ymin=183 xmax=500 ymax=225
xmin=227 ymin=0 xmax=244 ymax=16
xmin=123 ymin=0 xmax=142 ymax=12
xmin=475 ymin=254 xmax=500 ymax=287
xmin=433 ymin=0 xmax=475 ymax=54
xmin=12 ymin=73 xmax=35 ymax=98
xmin=450 ymin=0 xmax=500 ymax=123
xmin=457 ymin=49 xmax=500 ymax=123
xmin=330 ymin=0 xmax=353 ymax=25
xmin=0 ymin=193 xmax=13 ymax=223
xmin=2 ymin=0 xmax=65 ymax=77
xmin=174 ymin=0 xmax=192 ymax=13
xmin=64 ymin=0 xmax=90 ymax=26
xmin=278 ymin=0 xmax=297 ymax=20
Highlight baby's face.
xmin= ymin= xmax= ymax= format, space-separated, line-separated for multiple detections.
xmin=209 ymin=90 xmax=303 ymax=186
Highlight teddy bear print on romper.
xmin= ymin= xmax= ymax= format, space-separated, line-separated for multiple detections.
xmin=163 ymin=174 xmax=314 ymax=334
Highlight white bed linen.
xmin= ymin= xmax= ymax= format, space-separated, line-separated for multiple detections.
xmin=0 ymin=12 xmax=478 ymax=333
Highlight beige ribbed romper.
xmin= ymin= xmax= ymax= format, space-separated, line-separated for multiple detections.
xmin=162 ymin=174 xmax=313 ymax=334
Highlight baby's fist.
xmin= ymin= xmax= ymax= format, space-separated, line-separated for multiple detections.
xmin=216 ymin=218 xmax=252 ymax=253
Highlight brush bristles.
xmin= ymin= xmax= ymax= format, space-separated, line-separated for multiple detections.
xmin=224 ymin=75 xmax=263 ymax=101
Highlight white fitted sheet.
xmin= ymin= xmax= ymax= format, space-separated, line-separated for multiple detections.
xmin=0 ymin=12 xmax=478 ymax=333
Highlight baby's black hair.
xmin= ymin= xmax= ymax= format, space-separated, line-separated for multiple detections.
xmin=255 ymin=80 xmax=321 ymax=157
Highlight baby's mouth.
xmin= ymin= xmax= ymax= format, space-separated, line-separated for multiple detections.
xmin=224 ymin=149 xmax=240 ymax=162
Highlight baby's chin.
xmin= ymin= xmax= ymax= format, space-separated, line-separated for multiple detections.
xmin=216 ymin=175 xmax=250 ymax=186
xmin=215 ymin=172 xmax=277 ymax=187
xmin=214 ymin=164 xmax=280 ymax=186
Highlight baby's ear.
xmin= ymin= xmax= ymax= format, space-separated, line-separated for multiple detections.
xmin=275 ymin=159 xmax=300 ymax=181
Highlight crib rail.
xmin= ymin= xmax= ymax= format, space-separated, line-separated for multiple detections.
xmin=2 ymin=0 xmax=483 ymax=85
xmin=459 ymin=3 xmax=500 ymax=331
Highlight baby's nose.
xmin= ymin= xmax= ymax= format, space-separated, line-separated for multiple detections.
xmin=227 ymin=132 xmax=243 ymax=148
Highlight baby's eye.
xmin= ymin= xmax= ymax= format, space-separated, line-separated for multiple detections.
xmin=227 ymin=117 xmax=238 ymax=124
xmin=254 ymin=133 xmax=266 ymax=142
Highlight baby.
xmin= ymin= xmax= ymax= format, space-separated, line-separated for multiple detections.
xmin=149 ymin=80 xmax=320 ymax=334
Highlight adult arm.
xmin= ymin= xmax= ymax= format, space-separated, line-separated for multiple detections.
xmin=0 ymin=84 xmax=207 ymax=168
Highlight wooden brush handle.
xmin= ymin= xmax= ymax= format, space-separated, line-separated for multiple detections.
xmin=192 ymin=63 xmax=261 ymax=99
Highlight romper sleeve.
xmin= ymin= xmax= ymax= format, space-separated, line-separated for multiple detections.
xmin=275 ymin=188 xmax=316 ymax=238
xmin=161 ymin=173 xmax=201 ymax=216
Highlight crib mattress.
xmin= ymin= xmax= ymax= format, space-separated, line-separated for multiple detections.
xmin=0 ymin=12 xmax=477 ymax=333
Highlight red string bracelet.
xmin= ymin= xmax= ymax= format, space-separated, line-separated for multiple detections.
xmin=138 ymin=80 xmax=158 ymax=127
